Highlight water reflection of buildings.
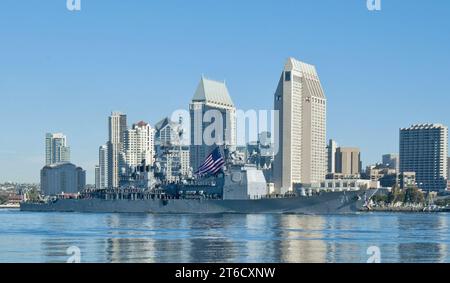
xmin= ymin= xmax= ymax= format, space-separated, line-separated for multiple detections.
xmin=104 ymin=214 xmax=193 ymax=263
xmin=39 ymin=213 xmax=94 ymax=263
xmin=397 ymin=215 xmax=448 ymax=263
xmin=244 ymin=215 xmax=277 ymax=262
xmin=37 ymin=213 xmax=450 ymax=263
xmin=105 ymin=214 xmax=146 ymax=263
xmin=186 ymin=215 xmax=239 ymax=263
xmin=103 ymin=214 xmax=329 ymax=263
xmin=437 ymin=216 xmax=449 ymax=262
xmin=103 ymin=214 xmax=241 ymax=263
xmin=324 ymin=216 xmax=379 ymax=263
xmin=275 ymin=215 xmax=327 ymax=263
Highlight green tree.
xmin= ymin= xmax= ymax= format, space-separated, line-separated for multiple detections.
xmin=435 ymin=198 xmax=450 ymax=206
xmin=404 ymin=187 xmax=425 ymax=204
xmin=372 ymin=194 xmax=388 ymax=203
xmin=387 ymin=186 xmax=405 ymax=204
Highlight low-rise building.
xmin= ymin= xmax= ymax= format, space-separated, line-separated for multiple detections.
xmin=305 ymin=178 xmax=380 ymax=191
xmin=400 ymin=172 xmax=416 ymax=189
xmin=365 ymin=164 xmax=397 ymax=188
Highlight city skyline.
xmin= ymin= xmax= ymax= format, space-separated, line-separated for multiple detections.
xmin=1 ymin=1 xmax=450 ymax=183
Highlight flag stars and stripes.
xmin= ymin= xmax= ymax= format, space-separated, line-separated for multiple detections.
xmin=195 ymin=147 xmax=225 ymax=176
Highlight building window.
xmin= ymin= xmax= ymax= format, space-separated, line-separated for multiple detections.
xmin=285 ymin=71 xmax=291 ymax=82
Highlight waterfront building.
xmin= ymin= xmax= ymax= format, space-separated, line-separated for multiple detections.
xmin=273 ymin=58 xmax=327 ymax=193
xmin=327 ymin=140 xmax=361 ymax=178
xmin=335 ymin=147 xmax=361 ymax=176
xmin=448 ymin=157 xmax=450 ymax=190
xmin=400 ymin=172 xmax=416 ymax=189
xmin=307 ymin=179 xmax=379 ymax=192
xmin=448 ymin=157 xmax=450 ymax=180
xmin=123 ymin=121 xmax=155 ymax=172
xmin=364 ymin=164 xmax=397 ymax=188
xmin=94 ymin=165 xmax=100 ymax=189
xmin=45 ymin=133 xmax=70 ymax=165
xmin=327 ymin=139 xmax=338 ymax=174
xmin=107 ymin=112 xmax=127 ymax=188
xmin=189 ymin=77 xmax=236 ymax=173
xmin=98 ymin=144 xmax=108 ymax=189
xmin=400 ymin=124 xmax=448 ymax=191
xmin=154 ymin=117 xmax=180 ymax=147
xmin=382 ymin=153 xmax=399 ymax=172
xmin=40 ymin=162 xmax=85 ymax=196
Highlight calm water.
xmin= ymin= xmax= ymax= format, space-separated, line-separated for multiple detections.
xmin=0 ymin=209 xmax=449 ymax=263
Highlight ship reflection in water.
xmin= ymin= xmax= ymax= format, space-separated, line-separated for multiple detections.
xmin=1 ymin=210 xmax=450 ymax=263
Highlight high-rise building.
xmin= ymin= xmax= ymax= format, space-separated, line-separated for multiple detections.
xmin=155 ymin=117 xmax=180 ymax=147
xmin=273 ymin=58 xmax=327 ymax=193
xmin=107 ymin=112 xmax=127 ymax=188
xmin=447 ymin=156 xmax=450 ymax=180
xmin=382 ymin=153 xmax=399 ymax=172
xmin=335 ymin=147 xmax=361 ymax=176
xmin=400 ymin=124 xmax=448 ymax=191
xmin=98 ymin=144 xmax=108 ymax=189
xmin=447 ymin=157 xmax=450 ymax=190
xmin=327 ymin=139 xmax=338 ymax=174
xmin=94 ymin=165 xmax=100 ymax=189
xmin=179 ymin=147 xmax=190 ymax=179
xmin=45 ymin=133 xmax=70 ymax=165
xmin=189 ymin=77 xmax=236 ymax=172
xmin=123 ymin=121 xmax=155 ymax=171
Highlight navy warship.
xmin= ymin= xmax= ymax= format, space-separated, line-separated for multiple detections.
xmin=20 ymin=147 xmax=377 ymax=214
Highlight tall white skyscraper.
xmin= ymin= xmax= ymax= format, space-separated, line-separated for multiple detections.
xmin=123 ymin=121 xmax=155 ymax=170
xmin=45 ymin=133 xmax=70 ymax=165
xmin=98 ymin=144 xmax=108 ymax=189
xmin=107 ymin=112 xmax=127 ymax=188
xmin=400 ymin=124 xmax=448 ymax=191
xmin=273 ymin=58 xmax=327 ymax=193
xmin=189 ymin=77 xmax=236 ymax=172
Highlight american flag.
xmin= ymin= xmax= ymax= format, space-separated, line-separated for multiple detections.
xmin=195 ymin=147 xmax=225 ymax=176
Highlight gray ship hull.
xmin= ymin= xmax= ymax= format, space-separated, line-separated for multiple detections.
xmin=20 ymin=189 xmax=375 ymax=214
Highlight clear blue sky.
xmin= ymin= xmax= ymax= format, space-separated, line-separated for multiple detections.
xmin=1 ymin=0 xmax=449 ymax=183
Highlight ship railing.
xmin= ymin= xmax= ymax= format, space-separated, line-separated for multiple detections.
xmin=259 ymin=193 xmax=299 ymax=199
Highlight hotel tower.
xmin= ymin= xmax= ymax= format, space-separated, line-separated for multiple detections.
xmin=189 ymin=77 xmax=236 ymax=172
xmin=273 ymin=58 xmax=327 ymax=193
